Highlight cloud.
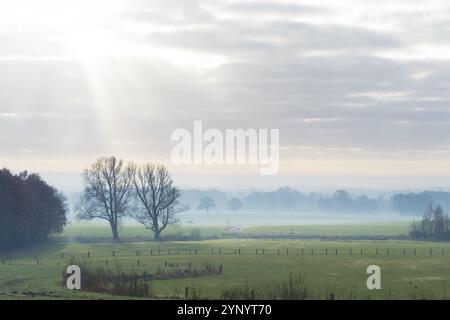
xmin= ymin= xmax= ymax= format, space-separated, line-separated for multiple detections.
xmin=287 ymin=118 xmax=343 ymax=123
xmin=0 ymin=0 xmax=450 ymax=184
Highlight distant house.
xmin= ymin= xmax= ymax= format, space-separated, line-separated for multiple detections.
xmin=224 ymin=226 xmax=241 ymax=234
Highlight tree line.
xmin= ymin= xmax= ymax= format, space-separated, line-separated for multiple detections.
xmin=392 ymin=192 xmax=450 ymax=216
xmin=189 ymin=187 xmax=450 ymax=216
xmin=76 ymin=157 xmax=185 ymax=241
xmin=188 ymin=188 xmax=383 ymax=214
xmin=0 ymin=169 xmax=67 ymax=250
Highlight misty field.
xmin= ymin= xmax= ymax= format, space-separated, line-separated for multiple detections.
xmin=60 ymin=221 xmax=411 ymax=239
xmin=1 ymin=222 xmax=450 ymax=300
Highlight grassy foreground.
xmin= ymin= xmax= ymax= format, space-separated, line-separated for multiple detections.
xmin=1 ymin=222 xmax=450 ymax=300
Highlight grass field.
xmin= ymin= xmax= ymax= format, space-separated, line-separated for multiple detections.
xmin=60 ymin=220 xmax=410 ymax=239
xmin=1 ymin=222 xmax=450 ymax=300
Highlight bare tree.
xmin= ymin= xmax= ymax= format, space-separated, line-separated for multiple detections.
xmin=131 ymin=164 xmax=184 ymax=241
xmin=76 ymin=157 xmax=134 ymax=241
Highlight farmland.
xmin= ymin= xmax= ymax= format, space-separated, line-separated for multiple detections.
xmin=1 ymin=222 xmax=450 ymax=300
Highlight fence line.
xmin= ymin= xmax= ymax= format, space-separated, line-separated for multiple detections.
xmin=1 ymin=247 xmax=449 ymax=263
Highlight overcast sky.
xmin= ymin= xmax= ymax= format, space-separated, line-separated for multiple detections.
xmin=1 ymin=0 xmax=450 ymax=191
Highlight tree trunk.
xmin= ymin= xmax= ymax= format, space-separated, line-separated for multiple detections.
xmin=111 ymin=222 xmax=120 ymax=241
xmin=154 ymin=219 xmax=160 ymax=241
xmin=154 ymin=229 xmax=161 ymax=241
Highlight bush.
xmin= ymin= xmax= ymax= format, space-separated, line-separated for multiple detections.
xmin=63 ymin=262 xmax=153 ymax=297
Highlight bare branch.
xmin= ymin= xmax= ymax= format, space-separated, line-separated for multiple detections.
xmin=131 ymin=163 xmax=184 ymax=240
xmin=76 ymin=156 xmax=134 ymax=240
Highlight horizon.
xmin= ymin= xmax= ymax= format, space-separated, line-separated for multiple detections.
xmin=29 ymin=169 xmax=450 ymax=196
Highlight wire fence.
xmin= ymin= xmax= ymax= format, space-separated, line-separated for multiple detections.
xmin=1 ymin=246 xmax=449 ymax=265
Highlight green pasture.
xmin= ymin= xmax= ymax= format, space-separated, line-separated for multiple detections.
xmin=1 ymin=222 xmax=449 ymax=300
xmin=59 ymin=221 xmax=410 ymax=240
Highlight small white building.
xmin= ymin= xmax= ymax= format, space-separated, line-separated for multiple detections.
xmin=224 ymin=226 xmax=241 ymax=234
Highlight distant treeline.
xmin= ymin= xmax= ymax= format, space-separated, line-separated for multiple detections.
xmin=0 ymin=169 xmax=67 ymax=251
xmin=179 ymin=187 xmax=450 ymax=216
xmin=392 ymin=192 xmax=450 ymax=215
xmin=244 ymin=188 xmax=381 ymax=214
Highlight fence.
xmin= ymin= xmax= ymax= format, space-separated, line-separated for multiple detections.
xmin=2 ymin=246 xmax=448 ymax=265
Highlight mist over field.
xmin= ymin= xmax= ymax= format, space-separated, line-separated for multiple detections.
xmin=58 ymin=185 xmax=447 ymax=227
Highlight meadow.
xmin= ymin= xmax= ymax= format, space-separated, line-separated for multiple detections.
xmin=1 ymin=221 xmax=450 ymax=300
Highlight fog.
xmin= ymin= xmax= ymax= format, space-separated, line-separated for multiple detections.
xmin=175 ymin=210 xmax=414 ymax=227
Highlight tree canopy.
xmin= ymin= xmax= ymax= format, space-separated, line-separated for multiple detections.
xmin=409 ymin=205 xmax=450 ymax=240
xmin=197 ymin=196 xmax=216 ymax=214
xmin=0 ymin=169 xmax=67 ymax=251
xmin=227 ymin=197 xmax=243 ymax=211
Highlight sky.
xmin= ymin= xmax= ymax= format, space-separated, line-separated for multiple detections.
xmin=1 ymin=0 xmax=450 ymax=192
